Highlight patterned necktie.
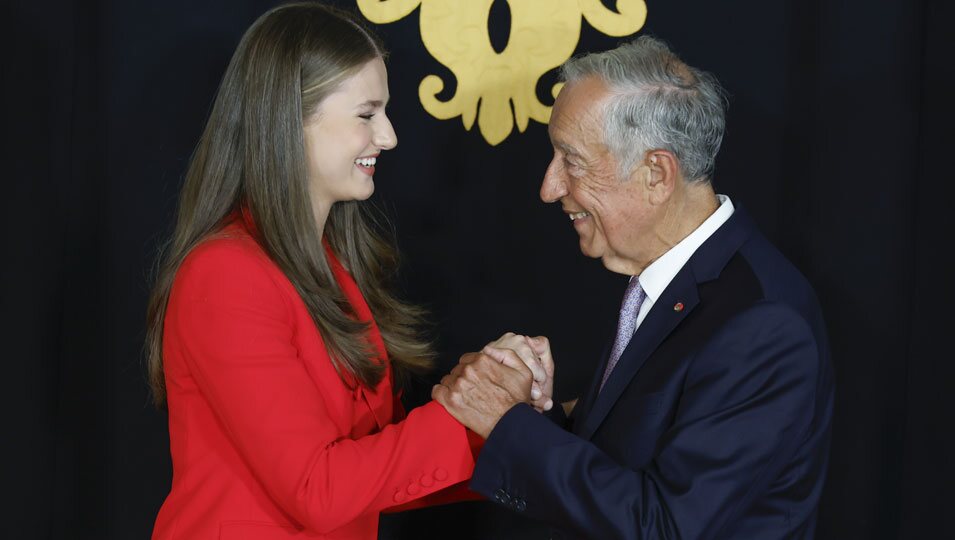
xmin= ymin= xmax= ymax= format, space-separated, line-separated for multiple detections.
xmin=599 ymin=278 xmax=647 ymax=393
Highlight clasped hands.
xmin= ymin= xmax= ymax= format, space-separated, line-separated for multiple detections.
xmin=432 ymin=333 xmax=554 ymax=439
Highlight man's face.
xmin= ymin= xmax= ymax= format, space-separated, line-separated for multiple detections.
xmin=541 ymin=77 xmax=656 ymax=275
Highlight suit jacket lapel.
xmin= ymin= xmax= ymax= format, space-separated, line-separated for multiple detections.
xmin=574 ymin=205 xmax=756 ymax=439
xmin=574 ymin=204 xmax=757 ymax=441
xmin=577 ymin=269 xmax=700 ymax=440
xmin=572 ymin=341 xmax=611 ymax=436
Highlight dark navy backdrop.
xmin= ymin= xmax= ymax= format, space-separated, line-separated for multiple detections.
xmin=5 ymin=0 xmax=953 ymax=538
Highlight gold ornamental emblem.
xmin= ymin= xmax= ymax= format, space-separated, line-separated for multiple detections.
xmin=357 ymin=0 xmax=647 ymax=145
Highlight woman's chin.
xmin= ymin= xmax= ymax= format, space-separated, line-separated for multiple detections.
xmin=348 ymin=179 xmax=375 ymax=202
xmin=357 ymin=182 xmax=375 ymax=200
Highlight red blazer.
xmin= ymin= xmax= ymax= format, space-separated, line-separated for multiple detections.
xmin=152 ymin=213 xmax=478 ymax=539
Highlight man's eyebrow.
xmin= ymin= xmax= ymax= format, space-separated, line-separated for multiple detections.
xmin=555 ymin=142 xmax=578 ymax=156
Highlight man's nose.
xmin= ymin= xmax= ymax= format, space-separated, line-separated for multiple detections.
xmin=540 ymin=159 xmax=567 ymax=203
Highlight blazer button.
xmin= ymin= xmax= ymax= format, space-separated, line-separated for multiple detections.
xmin=514 ymin=498 xmax=527 ymax=512
xmin=433 ymin=467 xmax=448 ymax=481
xmin=406 ymin=482 xmax=420 ymax=496
xmin=493 ymin=488 xmax=510 ymax=504
xmin=420 ymin=474 xmax=434 ymax=488
xmin=392 ymin=489 xmax=407 ymax=503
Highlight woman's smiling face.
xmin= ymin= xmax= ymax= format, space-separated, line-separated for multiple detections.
xmin=304 ymin=57 xmax=397 ymax=213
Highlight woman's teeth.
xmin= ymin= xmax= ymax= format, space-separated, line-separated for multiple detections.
xmin=355 ymin=157 xmax=377 ymax=167
xmin=569 ymin=211 xmax=591 ymax=221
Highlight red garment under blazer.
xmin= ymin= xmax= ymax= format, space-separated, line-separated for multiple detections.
xmin=152 ymin=213 xmax=477 ymax=539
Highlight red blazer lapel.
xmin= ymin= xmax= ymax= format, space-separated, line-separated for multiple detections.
xmin=326 ymin=244 xmax=393 ymax=431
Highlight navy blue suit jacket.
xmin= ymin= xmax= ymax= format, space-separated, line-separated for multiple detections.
xmin=470 ymin=207 xmax=834 ymax=539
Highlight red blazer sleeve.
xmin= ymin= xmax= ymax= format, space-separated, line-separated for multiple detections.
xmin=166 ymin=240 xmax=475 ymax=534
xmin=383 ymin=419 xmax=486 ymax=513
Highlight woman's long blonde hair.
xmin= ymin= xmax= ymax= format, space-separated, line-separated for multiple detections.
xmin=145 ymin=2 xmax=433 ymax=407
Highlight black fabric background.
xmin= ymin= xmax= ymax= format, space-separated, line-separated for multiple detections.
xmin=4 ymin=0 xmax=953 ymax=538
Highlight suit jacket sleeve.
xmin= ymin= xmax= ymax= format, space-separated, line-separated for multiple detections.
xmin=469 ymin=302 xmax=820 ymax=540
xmin=167 ymin=241 xmax=475 ymax=534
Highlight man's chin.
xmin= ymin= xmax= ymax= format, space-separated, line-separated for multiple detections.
xmin=577 ymin=239 xmax=601 ymax=259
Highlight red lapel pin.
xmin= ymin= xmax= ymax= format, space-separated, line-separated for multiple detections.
xmin=673 ymin=302 xmax=685 ymax=312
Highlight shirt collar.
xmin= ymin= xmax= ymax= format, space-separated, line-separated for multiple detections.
xmin=637 ymin=194 xmax=735 ymax=303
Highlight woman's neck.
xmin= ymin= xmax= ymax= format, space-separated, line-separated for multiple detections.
xmin=312 ymin=199 xmax=331 ymax=239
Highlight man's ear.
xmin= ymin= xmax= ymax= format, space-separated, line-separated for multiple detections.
xmin=643 ymin=150 xmax=679 ymax=205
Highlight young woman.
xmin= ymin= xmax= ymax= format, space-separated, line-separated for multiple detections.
xmin=144 ymin=4 xmax=540 ymax=538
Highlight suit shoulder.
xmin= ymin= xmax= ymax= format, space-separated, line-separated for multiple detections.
xmin=741 ymin=235 xmax=828 ymax=340
xmin=701 ymin=237 xmax=829 ymax=360
xmin=738 ymin=234 xmax=817 ymax=305
xmin=722 ymin=300 xmax=816 ymax=342
xmin=694 ymin=300 xmax=821 ymax=388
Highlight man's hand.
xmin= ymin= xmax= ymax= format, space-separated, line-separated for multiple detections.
xmin=432 ymin=349 xmax=534 ymax=438
xmin=485 ymin=333 xmax=555 ymax=412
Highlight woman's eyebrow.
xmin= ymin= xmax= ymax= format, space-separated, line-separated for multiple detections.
xmin=357 ymin=98 xmax=388 ymax=108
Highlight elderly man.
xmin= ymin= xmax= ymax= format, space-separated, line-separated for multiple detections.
xmin=432 ymin=36 xmax=834 ymax=539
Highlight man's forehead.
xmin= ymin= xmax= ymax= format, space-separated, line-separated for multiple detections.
xmin=562 ymin=76 xmax=609 ymax=103
xmin=549 ymin=77 xmax=609 ymax=146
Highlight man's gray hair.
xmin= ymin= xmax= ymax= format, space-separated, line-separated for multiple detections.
xmin=560 ymin=36 xmax=728 ymax=182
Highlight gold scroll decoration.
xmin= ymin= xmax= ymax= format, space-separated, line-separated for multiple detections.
xmin=357 ymin=0 xmax=647 ymax=146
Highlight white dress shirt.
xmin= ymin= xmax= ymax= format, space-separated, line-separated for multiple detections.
xmin=632 ymin=194 xmax=735 ymax=331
